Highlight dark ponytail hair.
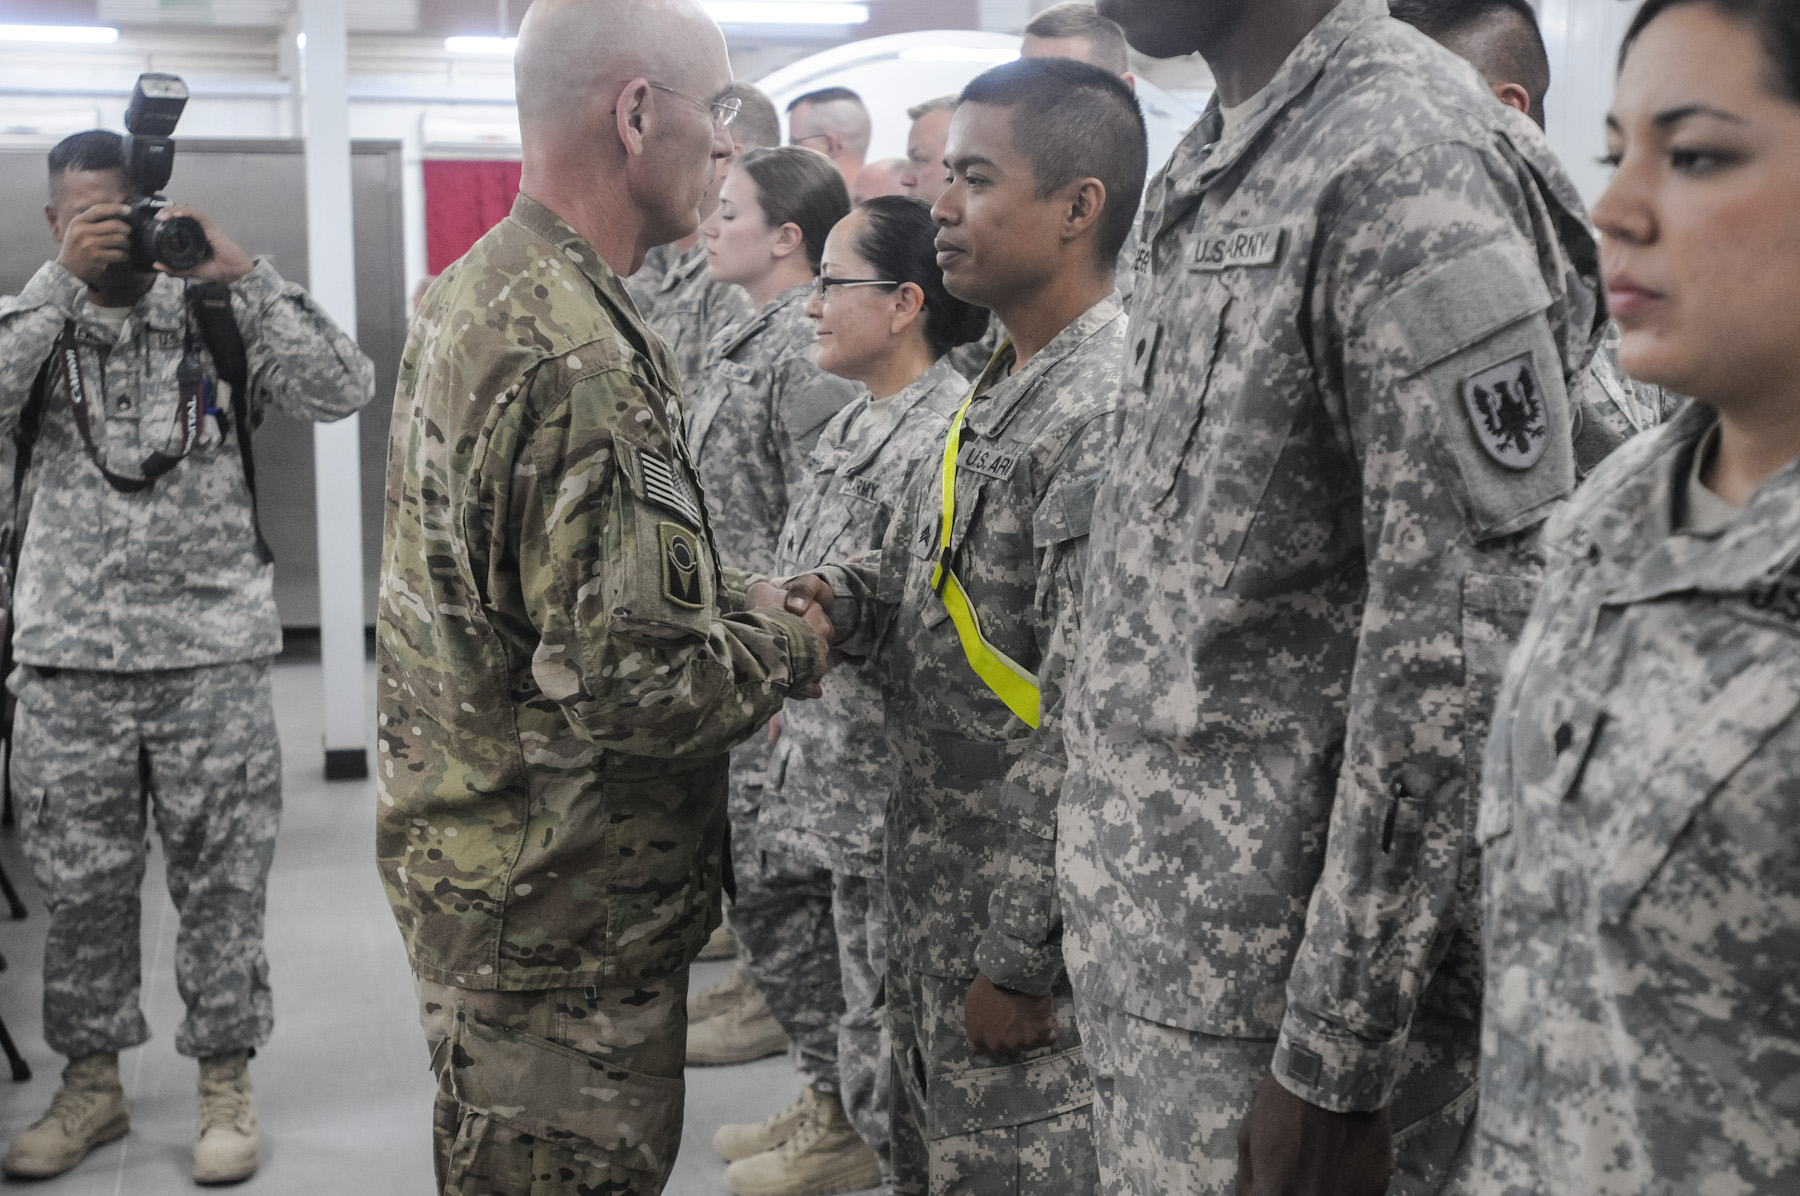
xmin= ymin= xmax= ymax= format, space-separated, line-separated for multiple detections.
xmin=1623 ymin=0 xmax=1800 ymax=103
xmin=736 ymin=145 xmax=851 ymax=273
xmin=850 ymin=195 xmax=989 ymax=360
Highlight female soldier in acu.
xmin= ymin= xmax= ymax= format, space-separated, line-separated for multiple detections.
xmin=1476 ymin=2 xmax=1800 ymax=1193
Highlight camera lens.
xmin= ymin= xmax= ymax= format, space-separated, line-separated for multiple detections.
xmin=151 ymin=215 xmax=211 ymax=271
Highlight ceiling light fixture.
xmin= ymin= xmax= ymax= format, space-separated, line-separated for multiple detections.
xmin=0 ymin=23 xmax=119 ymax=44
xmin=701 ymin=3 xmax=869 ymax=25
xmin=444 ymin=36 xmax=517 ymax=54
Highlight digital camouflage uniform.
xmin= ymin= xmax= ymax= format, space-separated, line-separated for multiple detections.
xmin=764 ymin=356 xmax=971 ymax=1169
xmin=815 ymin=298 xmax=1125 ymax=1196
xmin=377 ymin=194 xmax=824 ymax=1196
xmin=0 ymin=258 xmax=372 ymax=1061
xmin=623 ymin=241 xmax=676 ymax=320
xmin=643 ymin=241 xmax=751 ymax=392
xmin=1053 ymin=7 xmax=1607 ymax=1194
xmin=1475 ymin=400 xmax=1800 ymax=1196
xmin=685 ymin=283 xmax=859 ymax=1095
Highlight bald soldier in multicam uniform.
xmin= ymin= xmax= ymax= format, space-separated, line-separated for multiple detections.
xmin=785 ymin=59 xmax=1146 ymax=1196
xmin=1046 ymin=0 xmax=1610 ymax=1192
xmin=375 ymin=2 xmax=830 ymax=1193
xmin=0 ymin=131 xmax=373 ymax=1183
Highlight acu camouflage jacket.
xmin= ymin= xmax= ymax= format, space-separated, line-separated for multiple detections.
xmin=377 ymin=195 xmax=824 ymax=991
xmin=644 ymin=242 xmax=751 ymax=393
xmin=0 ymin=260 xmax=372 ymax=670
xmin=1057 ymin=0 xmax=1607 ymax=1113
xmin=1476 ymin=401 xmax=1800 ymax=1196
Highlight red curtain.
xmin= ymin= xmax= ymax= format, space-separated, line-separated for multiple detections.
xmin=423 ymin=160 xmax=523 ymax=275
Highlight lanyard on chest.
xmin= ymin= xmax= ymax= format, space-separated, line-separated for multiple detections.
xmin=56 ymin=319 xmax=208 ymax=494
xmin=930 ymin=382 xmax=1042 ymax=729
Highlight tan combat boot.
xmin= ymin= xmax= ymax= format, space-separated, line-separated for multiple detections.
xmin=698 ymin=921 xmax=739 ymax=962
xmin=686 ymin=979 xmax=790 ymax=1066
xmin=714 ymin=1084 xmax=825 ymax=1162
xmin=193 ymin=1050 xmax=258 ymax=1184
xmin=688 ymin=959 xmax=756 ymax=1023
xmin=725 ymin=1088 xmax=882 ymax=1196
xmin=1 ymin=1053 xmax=130 ymax=1179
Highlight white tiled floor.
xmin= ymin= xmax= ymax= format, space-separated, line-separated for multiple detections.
xmin=0 ymin=661 xmax=806 ymax=1195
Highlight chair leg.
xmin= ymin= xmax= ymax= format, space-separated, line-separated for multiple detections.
xmin=0 ymin=1012 xmax=30 ymax=1082
xmin=0 ymin=857 xmax=23 ymax=921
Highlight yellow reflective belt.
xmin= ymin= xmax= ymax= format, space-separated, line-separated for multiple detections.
xmin=930 ymin=373 xmax=1042 ymax=729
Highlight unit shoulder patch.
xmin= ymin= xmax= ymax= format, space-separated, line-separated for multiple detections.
xmin=1191 ymin=225 xmax=1285 ymax=272
xmin=1462 ymin=352 xmax=1550 ymax=470
xmin=960 ymin=444 xmax=1021 ymax=483
xmin=659 ymin=522 xmax=704 ymax=609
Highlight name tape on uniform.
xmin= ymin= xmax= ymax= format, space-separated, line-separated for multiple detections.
xmin=837 ymin=476 xmax=883 ymax=503
xmin=1191 ymin=225 xmax=1285 ymax=272
xmin=960 ymin=444 xmax=1021 ymax=483
xmin=640 ymin=449 xmax=704 ymax=526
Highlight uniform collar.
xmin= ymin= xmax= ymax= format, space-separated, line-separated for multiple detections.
xmin=964 ymin=293 xmax=1123 ymax=439
xmin=658 ymin=242 xmax=710 ymax=294
xmin=1153 ymin=0 xmax=1388 ymax=240
xmin=1577 ymin=401 xmax=1800 ymax=604
xmin=506 ymin=194 xmax=667 ymax=376
xmin=715 ymin=282 xmax=812 ymax=358
xmin=832 ymin=357 xmax=966 ymax=476
xmin=75 ymin=273 xmax=187 ymax=342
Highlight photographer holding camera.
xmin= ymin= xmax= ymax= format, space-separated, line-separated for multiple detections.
xmin=0 ymin=77 xmax=374 ymax=1185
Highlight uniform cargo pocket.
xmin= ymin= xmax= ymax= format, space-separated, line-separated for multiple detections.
xmin=926 ymin=1043 xmax=1092 ymax=1139
xmin=448 ymin=1008 xmax=685 ymax=1176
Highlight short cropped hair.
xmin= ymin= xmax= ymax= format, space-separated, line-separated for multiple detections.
xmin=726 ymin=82 xmax=781 ymax=151
xmin=1389 ymin=0 xmax=1551 ymax=120
xmin=786 ymin=86 xmax=866 ymax=115
xmin=907 ymin=95 xmax=958 ymax=123
xmin=48 ymin=129 xmax=126 ymax=191
xmin=959 ymin=57 xmax=1147 ymax=269
xmin=735 ymin=145 xmax=852 ymax=273
xmin=1024 ymin=1 xmax=1131 ymax=76
xmin=1623 ymin=0 xmax=1800 ymax=104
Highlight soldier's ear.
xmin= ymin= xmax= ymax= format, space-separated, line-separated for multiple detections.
xmin=1063 ymin=178 xmax=1107 ymax=248
xmin=615 ymin=78 xmax=653 ymax=157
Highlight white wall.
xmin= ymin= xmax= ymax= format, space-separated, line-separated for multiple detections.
xmin=1539 ymin=0 xmax=1638 ymax=211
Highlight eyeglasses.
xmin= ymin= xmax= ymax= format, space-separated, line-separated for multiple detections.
xmin=789 ymin=132 xmax=836 ymax=149
xmin=650 ymin=83 xmax=741 ymax=129
xmin=812 ymin=276 xmax=901 ymax=300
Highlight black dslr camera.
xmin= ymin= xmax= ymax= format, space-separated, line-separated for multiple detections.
xmin=120 ymin=73 xmax=211 ymax=272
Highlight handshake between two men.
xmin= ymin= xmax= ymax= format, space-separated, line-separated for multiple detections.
xmin=745 ymin=574 xmax=842 ymax=702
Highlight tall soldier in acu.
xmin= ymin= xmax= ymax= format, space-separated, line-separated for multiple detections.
xmin=1059 ymin=0 xmax=1609 ymax=1192
xmin=0 ymin=104 xmax=374 ymax=1182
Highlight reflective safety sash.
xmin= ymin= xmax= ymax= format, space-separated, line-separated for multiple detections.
xmin=930 ymin=375 xmax=1042 ymax=729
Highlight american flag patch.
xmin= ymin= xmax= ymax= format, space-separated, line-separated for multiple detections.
xmin=639 ymin=449 xmax=703 ymax=526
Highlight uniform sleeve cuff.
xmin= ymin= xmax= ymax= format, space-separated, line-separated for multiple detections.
xmin=1272 ymin=1006 xmax=1408 ymax=1113
xmin=974 ymin=928 xmax=1062 ymax=998
xmin=768 ymin=608 xmax=825 ymax=690
xmin=228 ymin=257 xmax=285 ymax=312
xmin=21 ymin=261 xmax=85 ymax=314
xmin=808 ymin=565 xmax=862 ymax=645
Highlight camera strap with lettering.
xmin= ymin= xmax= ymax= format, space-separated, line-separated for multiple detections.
xmin=55 ymin=319 xmax=203 ymax=494
xmin=185 ymin=281 xmax=271 ymax=564
xmin=929 ymin=356 xmax=1042 ymax=729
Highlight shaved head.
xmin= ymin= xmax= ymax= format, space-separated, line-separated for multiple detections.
xmin=786 ymin=88 xmax=871 ymax=182
xmin=513 ymin=0 xmax=735 ymax=275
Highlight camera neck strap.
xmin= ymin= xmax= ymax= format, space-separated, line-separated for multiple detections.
xmin=54 ymin=318 xmax=204 ymax=494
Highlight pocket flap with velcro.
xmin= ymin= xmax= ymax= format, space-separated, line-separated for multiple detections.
xmin=449 ymin=1009 xmax=686 ymax=1176
xmin=1595 ymin=651 xmax=1800 ymax=923
xmin=1033 ymin=472 xmax=1101 ymax=547
xmin=927 ymin=1044 xmax=1093 ymax=1140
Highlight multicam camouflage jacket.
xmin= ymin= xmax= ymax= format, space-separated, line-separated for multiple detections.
xmin=762 ymin=357 xmax=968 ymax=878
xmin=816 ymin=296 xmax=1124 ymax=988
xmin=376 ymin=195 xmax=825 ymax=991
xmin=1057 ymin=0 xmax=1608 ymax=1115
xmin=644 ymin=242 xmax=751 ymax=392
xmin=0 ymin=260 xmax=372 ymax=669
xmin=1476 ymin=400 xmax=1800 ymax=1196
xmin=686 ymin=283 xmax=860 ymax=576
